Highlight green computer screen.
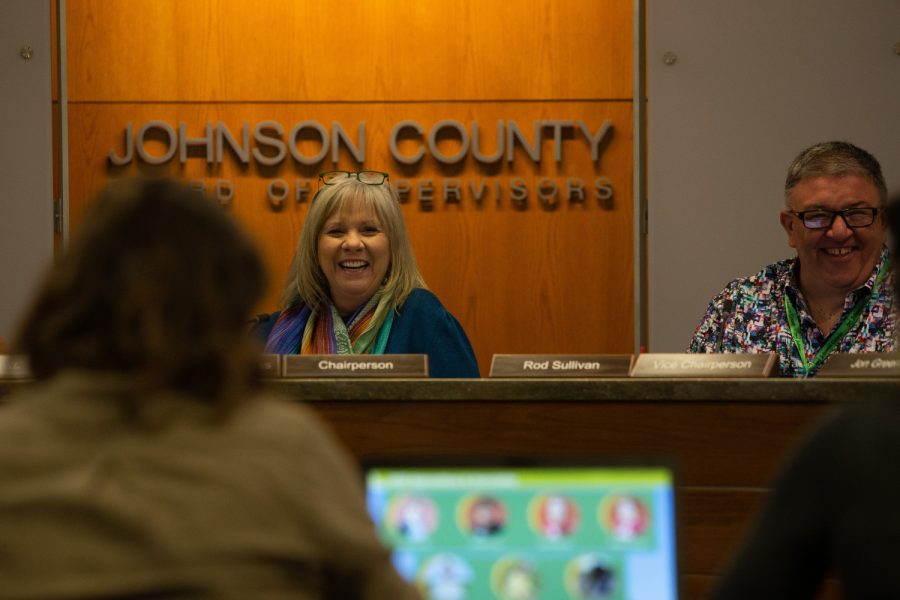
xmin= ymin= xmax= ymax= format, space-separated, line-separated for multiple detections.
xmin=365 ymin=462 xmax=677 ymax=600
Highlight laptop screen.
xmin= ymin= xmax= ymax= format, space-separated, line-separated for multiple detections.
xmin=364 ymin=460 xmax=678 ymax=600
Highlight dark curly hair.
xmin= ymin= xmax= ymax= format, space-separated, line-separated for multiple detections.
xmin=13 ymin=178 xmax=266 ymax=415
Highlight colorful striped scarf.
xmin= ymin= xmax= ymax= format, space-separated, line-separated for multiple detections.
xmin=264 ymin=289 xmax=394 ymax=355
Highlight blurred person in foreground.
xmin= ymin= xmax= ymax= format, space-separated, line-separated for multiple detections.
xmin=690 ymin=141 xmax=893 ymax=376
xmin=253 ymin=171 xmax=479 ymax=378
xmin=711 ymin=197 xmax=900 ymax=599
xmin=1 ymin=178 xmax=419 ymax=599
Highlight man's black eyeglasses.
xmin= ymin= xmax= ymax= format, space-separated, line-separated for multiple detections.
xmin=319 ymin=170 xmax=389 ymax=186
xmin=789 ymin=207 xmax=880 ymax=230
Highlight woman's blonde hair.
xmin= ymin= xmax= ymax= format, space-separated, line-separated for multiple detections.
xmin=280 ymin=177 xmax=426 ymax=310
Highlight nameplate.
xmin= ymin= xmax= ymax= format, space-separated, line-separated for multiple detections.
xmin=489 ymin=354 xmax=633 ymax=378
xmin=817 ymin=353 xmax=900 ymax=378
xmin=0 ymin=355 xmax=31 ymax=380
xmin=258 ymin=354 xmax=283 ymax=378
xmin=283 ymin=354 xmax=428 ymax=378
xmin=630 ymin=353 xmax=777 ymax=378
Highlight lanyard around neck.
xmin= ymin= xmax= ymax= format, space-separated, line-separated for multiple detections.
xmin=783 ymin=257 xmax=890 ymax=375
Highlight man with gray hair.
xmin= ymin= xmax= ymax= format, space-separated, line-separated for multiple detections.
xmin=689 ymin=141 xmax=893 ymax=377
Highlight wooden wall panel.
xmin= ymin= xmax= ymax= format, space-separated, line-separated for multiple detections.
xmin=68 ymin=101 xmax=633 ymax=371
xmin=50 ymin=0 xmax=58 ymax=102
xmin=66 ymin=0 xmax=635 ymax=373
xmin=52 ymin=0 xmax=61 ymax=252
xmin=68 ymin=0 xmax=632 ymax=102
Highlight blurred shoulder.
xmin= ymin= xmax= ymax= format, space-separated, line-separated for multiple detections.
xmin=229 ymin=392 xmax=336 ymax=448
xmin=835 ymin=397 xmax=900 ymax=443
xmin=0 ymin=376 xmax=335 ymax=459
xmin=0 ymin=384 xmax=55 ymax=439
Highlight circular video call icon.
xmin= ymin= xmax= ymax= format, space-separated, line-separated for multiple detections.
xmin=600 ymin=494 xmax=649 ymax=542
xmin=458 ymin=494 xmax=507 ymax=537
xmin=564 ymin=552 xmax=618 ymax=599
xmin=529 ymin=493 xmax=581 ymax=539
xmin=491 ymin=556 xmax=542 ymax=600
xmin=417 ymin=553 xmax=474 ymax=600
xmin=389 ymin=494 xmax=439 ymax=542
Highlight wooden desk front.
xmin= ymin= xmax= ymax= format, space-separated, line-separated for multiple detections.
xmin=270 ymin=378 xmax=896 ymax=599
xmin=3 ymin=377 xmax=890 ymax=597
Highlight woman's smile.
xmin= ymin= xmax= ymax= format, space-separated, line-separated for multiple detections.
xmin=318 ymin=204 xmax=390 ymax=315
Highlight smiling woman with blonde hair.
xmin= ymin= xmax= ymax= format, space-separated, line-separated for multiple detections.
xmin=255 ymin=170 xmax=479 ymax=378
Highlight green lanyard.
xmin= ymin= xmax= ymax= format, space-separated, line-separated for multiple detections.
xmin=783 ymin=258 xmax=890 ymax=375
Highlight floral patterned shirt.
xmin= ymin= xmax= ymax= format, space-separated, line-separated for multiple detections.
xmin=689 ymin=247 xmax=894 ymax=377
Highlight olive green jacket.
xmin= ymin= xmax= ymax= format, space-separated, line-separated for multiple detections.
xmin=0 ymin=372 xmax=418 ymax=600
